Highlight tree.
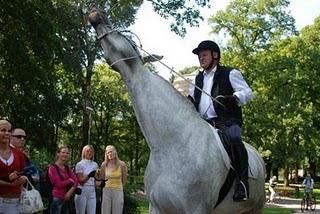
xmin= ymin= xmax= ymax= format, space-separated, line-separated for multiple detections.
xmin=209 ymin=0 xmax=297 ymax=56
xmin=207 ymin=0 xmax=300 ymax=184
xmin=53 ymin=0 xmax=211 ymax=149
xmin=0 ymin=0 xmax=73 ymax=151
xmin=148 ymin=0 xmax=210 ymax=36
xmin=0 ymin=0 xmax=225 ymax=176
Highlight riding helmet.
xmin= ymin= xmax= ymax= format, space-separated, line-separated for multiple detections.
xmin=192 ymin=40 xmax=220 ymax=59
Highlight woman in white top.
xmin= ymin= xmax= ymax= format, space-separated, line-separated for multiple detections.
xmin=74 ymin=145 xmax=98 ymax=214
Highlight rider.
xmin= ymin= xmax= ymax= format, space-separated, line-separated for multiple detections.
xmin=302 ymin=173 xmax=314 ymax=201
xmin=188 ymin=40 xmax=253 ymax=201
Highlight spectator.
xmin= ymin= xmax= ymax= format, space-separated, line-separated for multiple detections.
xmin=99 ymin=145 xmax=127 ymax=214
xmin=48 ymin=146 xmax=79 ymax=214
xmin=74 ymin=145 xmax=98 ymax=214
xmin=269 ymin=176 xmax=277 ymax=203
xmin=0 ymin=120 xmax=28 ymax=213
xmin=10 ymin=127 xmax=40 ymax=188
xmin=10 ymin=128 xmax=27 ymax=150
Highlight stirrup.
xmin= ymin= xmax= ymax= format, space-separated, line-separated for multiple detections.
xmin=240 ymin=180 xmax=248 ymax=199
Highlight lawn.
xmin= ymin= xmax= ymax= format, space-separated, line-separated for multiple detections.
xmin=262 ymin=207 xmax=293 ymax=214
xmin=138 ymin=200 xmax=294 ymax=214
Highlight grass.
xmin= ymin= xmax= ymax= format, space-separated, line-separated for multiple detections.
xmin=262 ymin=207 xmax=293 ymax=214
xmin=137 ymin=199 xmax=294 ymax=214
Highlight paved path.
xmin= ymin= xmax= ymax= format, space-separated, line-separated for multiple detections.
xmin=265 ymin=197 xmax=319 ymax=213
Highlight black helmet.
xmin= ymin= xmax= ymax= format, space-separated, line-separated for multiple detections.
xmin=192 ymin=40 xmax=220 ymax=59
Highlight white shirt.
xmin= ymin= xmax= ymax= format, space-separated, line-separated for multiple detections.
xmin=0 ymin=151 xmax=13 ymax=165
xmin=75 ymin=159 xmax=98 ymax=187
xmin=188 ymin=66 xmax=254 ymax=120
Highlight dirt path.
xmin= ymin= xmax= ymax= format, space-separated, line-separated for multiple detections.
xmin=265 ymin=197 xmax=319 ymax=213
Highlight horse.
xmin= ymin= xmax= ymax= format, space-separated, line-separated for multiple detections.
xmin=88 ymin=7 xmax=265 ymax=214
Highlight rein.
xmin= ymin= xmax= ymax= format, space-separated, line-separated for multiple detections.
xmin=96 ymin=25 xmax=225 ymax=107
xmin=97 ymin=27 xmax=140 ymax=67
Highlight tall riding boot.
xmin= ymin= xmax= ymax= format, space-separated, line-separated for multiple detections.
xmin=232 ymin=143 xmax=249 ymax=202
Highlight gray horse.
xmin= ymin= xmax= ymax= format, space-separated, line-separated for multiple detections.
xmin=88 ymin=7 xmax=265 ymax=214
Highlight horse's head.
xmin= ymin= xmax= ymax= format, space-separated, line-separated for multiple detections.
xmin=87 ymin=6 xmax=163 ymax=73
xmin=88 ymin=6 xmax=109 ymax=28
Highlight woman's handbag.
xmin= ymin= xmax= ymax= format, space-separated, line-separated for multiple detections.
xmin=20 ymin=179 xmax=44 ymax=213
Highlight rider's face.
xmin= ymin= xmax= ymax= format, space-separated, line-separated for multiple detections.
xmin=198 ymin=50 xmax=218 ymax=71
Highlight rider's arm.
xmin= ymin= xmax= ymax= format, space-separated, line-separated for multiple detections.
xmin=229 ymin=69 xmax=253 ymax=105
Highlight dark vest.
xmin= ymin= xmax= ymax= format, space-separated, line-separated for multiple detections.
xmin=193 ymin=65 xmax=243 ymax=126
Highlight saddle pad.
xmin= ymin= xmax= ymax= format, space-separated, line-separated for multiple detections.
xmin=209 ymin=125 xmax=231 ymax=170
xmin=246 ymin=143 xmax=261 ymax=179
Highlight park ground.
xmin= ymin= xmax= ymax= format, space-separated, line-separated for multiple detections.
xmin=137 ymin=196 xmax=320 ymax=214
xmin=265 ymin=197 xmax=319 ymax=213
xmin=135 ymin=184 xmax=320 ymax=214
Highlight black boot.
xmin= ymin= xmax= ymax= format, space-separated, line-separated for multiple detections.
xmin=232 ymin=144 xmax=249 ymax=202
xmin=233 ymin=178 xmax=249 ymax=201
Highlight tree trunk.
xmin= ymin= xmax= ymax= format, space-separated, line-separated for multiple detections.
xmin=294 ymin=164 xmax=299 ymax=183
xmin=309 ymin=160 xmax=316 ymax=177
xmin=272 ymin=168 xmax=278 ymax=178
xmin=284 ymin=165 xmax=289 ymax=187
xmin=265 ymin=157 xmax=272 ymax=181
xmin=81 ymin=68 xmax=93 ymax=150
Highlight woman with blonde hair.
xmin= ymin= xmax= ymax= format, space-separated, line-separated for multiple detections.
xmin=0 ymin=120 xmax=28 ymax=213
xmin=99 ymin=145 xmax=127 ymax=214
xmin=74 ymin=145 xmax=98 ymax=214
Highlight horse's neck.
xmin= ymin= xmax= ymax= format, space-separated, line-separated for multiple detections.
xmin=96 ymin=23 xmax=220 ymax=156
xmin=124 ymin=69 xmax=196 ymax=150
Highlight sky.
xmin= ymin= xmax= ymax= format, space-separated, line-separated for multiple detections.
xmin=129 ymin=0 xmax=320 ymax=79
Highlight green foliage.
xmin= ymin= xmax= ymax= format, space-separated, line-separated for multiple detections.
xmin=178 ymin=66 xmax=199 ymax=75
xmin=150 ymin=0 xmax=210 ymax=37
xmin=123 ymin=188 xmax=140 ymax=214
xmin=0 ymin=0 xmax=73 ymax=150
xmin=209 ymin=0 xmax=297 ymax=55
xmin=207 ymin=0 xmax=320 ymax=182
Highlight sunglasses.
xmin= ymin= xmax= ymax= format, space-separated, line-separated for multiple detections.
xmin=12 ymin=135 xmax=27 ymax=139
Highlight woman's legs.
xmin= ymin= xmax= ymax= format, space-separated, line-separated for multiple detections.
xmin=269 ymin=186 xmax=275 ymax=202
xmin=75 ymin=193 xmax=87 ymax=214
xmin=75 ymin=186 xmax=96 ymax=214
xmin=112 ymin=190 xmax=124 ymax=214
xmin=86 ymin=187 xmax=97 ymax=214
xmin=50 ymin=197 xmax=63 ymax=214
xmin=102 ymin=188 xmax=112 ymax=214
xmin=101 ymin=188 xmax=124 ymax=214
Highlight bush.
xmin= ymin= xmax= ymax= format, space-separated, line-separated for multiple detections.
xmin=123 ymin=187 xmax=140 ymax=214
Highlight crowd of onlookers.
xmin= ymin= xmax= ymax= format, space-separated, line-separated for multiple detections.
xmin=0 ymin=119 xmax=127 ymax=214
